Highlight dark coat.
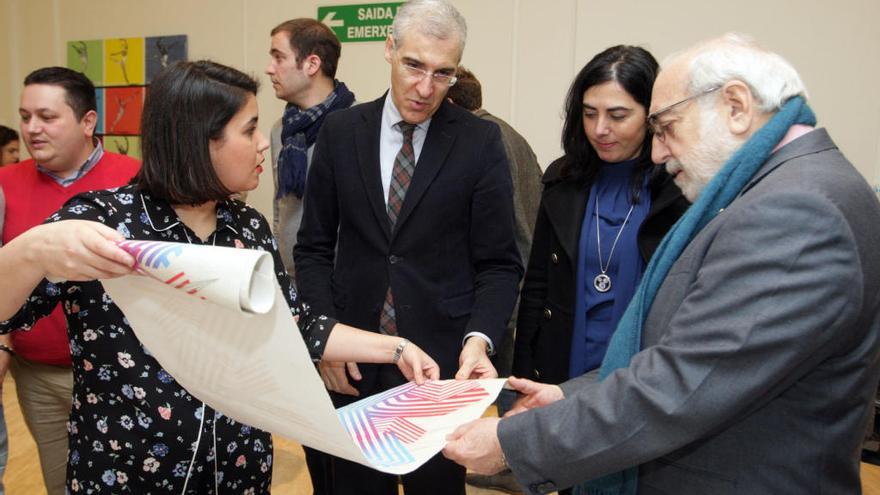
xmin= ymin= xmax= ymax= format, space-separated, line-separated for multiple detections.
xmin=512 ymin=156 xmax=689 ymax=384
xmin=294 ymin=95 xmax=523 ymax=388
xmin=502 ymin=128 xmax=880 ymax=495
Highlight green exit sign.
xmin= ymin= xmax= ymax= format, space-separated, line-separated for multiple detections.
xmin=318 ymin=3 xmax=404 ymax=43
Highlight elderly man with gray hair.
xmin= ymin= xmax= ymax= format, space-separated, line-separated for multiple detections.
xmin=444 ymin=33 xmax=880 ymax=495
xmin=294 ymin=0 xmax=522 ymax=494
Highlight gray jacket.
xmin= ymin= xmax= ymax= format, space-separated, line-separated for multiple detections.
xmin=270 ymin=118 xmax=310 ymax=278
xmin=473 ymin=109 xmax=542 ymax=262
xmin=499 ymin=128 xmax=880 ymax=494
xmin=271 ymin=100 xmax=357 ymax=279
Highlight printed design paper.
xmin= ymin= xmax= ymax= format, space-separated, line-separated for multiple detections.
xmin=340 ymin=380 xmax=491 ymax=469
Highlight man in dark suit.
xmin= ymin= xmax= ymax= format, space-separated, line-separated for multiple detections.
xmin=443 ymin=33 xmax=880 ymax=495
xmin=294 ymin=1 xmax=522 ymax=493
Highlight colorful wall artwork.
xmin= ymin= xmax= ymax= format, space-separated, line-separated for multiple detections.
xmin=94 ymin=88 xmax=105 ymax=135
xmin=103 ymin=136 xmax=142 ymax=160
xmin=66 ymin=39 xmax=104 ymax=85
xmin=67 ymin=35 xmax=187 ymax=159
xmin=104 ymin=86 xmax=145 ymax=135
xmin=146 ymin=35 xmax=188 ymax=83
xmin=104 ymin=37 xmax=146 ymax=86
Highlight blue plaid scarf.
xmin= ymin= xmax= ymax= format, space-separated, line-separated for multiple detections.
xmin=575 ymin=96 xmax=816 ymax=495
xmin=276 ymin=80 xmax=355 ymax=199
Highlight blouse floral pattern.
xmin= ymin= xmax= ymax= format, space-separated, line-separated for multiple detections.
xmin=0 ymin=185 xmax=336 ymax=494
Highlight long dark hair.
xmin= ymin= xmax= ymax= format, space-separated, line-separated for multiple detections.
xmin=559 ymin=45 xmax=658 ymax=202
xmin=133 ymin=60 xmax=258 ymax=205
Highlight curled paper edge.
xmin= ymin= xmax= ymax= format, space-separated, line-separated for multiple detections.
xmin=241 ymin=254 xmax=276 ymax=314
xmin=116 ymin=240 xmax=275 ymax=314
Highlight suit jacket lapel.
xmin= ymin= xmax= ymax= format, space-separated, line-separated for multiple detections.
xmin=355 ymin=95 xmax=392 ymax=241
xmin=740 ymin=128 xmax=836 ymax=197
xmin=543 ymin=180 xmax=588 ymax=267
xmin=392 ymin=101 xmax=456 ymax=236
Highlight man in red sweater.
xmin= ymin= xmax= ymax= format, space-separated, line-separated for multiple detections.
xmin=0 ymin=67 xmax=139 ymax=495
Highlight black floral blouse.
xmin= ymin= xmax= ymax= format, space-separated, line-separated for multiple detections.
xmin=1 ymin=185 xmax=336 ymax=494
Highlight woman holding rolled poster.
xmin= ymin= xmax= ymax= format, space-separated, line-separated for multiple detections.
xmin=0 ymin=61 xmax=439 ymax=494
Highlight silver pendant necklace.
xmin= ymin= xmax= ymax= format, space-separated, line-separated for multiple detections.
xmin=593 ymin=196 xmax=635 ymax=293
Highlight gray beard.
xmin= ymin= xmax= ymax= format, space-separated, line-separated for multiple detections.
xmin=668 ymin=107 xmax=745 ymax=202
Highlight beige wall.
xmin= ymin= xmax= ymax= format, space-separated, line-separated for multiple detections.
xmin=2 ymin=0 xmax=878 ymax=222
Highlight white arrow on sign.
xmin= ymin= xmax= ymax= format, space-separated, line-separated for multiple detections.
xmin=321 ymin=12 xmax=344 ymax=28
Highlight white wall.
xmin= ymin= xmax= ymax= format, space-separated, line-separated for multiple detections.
xmin=2 ymin=0 xmax=878 ymax=223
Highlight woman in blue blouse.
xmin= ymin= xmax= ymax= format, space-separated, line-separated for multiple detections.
xmin=513 ymin=46 xmax=689 ymax=399
xmin=0 ymin=61 xmax=438 ymax=494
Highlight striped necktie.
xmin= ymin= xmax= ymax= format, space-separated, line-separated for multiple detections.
xmin=379 ymin=121 xmax=416 ymax=336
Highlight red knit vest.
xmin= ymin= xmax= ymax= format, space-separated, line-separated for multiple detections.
xmin=0 ymin=152 xmax=140 ymax=365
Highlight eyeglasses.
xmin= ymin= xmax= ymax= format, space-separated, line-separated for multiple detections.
xmin=647 ymin=86 xmax=721 ymax=142
xmin=400 ymin=61 xmax=458 ymax=87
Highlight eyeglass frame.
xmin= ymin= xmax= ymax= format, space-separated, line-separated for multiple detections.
xmin=390 ymin=41 xmax=459 ymax=87
xmin=646 ymin=85 xmax=721 ymax=142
